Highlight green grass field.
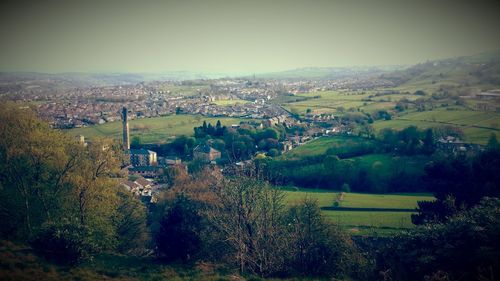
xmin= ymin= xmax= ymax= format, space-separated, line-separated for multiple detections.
xmin=282 ymin=136 xmax=376 ymax=159
xmin=282 ymin=91 xmax=375 ymax=115
xmin=373 ymin=109 xmax=500 ymax=144
xmin=67 ymin=115 xmax=251 ymax=144
xmin=351 ymin=153 xmax=428 ymax=178
xmin=282 ymin=188 xmax=434 ymax=235
xmin=278 ymin=87 xmax=499 ymax=144
xmin=281 ymin=90 xmax=420 ymax=115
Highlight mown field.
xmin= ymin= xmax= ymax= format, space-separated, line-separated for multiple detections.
xmin=282 ymin=135 xmax=377 ymax=159
xmin=281 ymin=90 xmax=418 ymax=115
xmin=67 ymin=115 xmax=251 ymax=144
xmin=373 ymin=108 xmax=500 ymax=144
xmin=282 ymin=91 xmax=373 ymax=115
xmin=282 ymin=188 xmax=434 ymax=236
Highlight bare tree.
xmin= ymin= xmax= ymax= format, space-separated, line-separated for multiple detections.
xmin=206 ymin=176 xmax=287 ymax=276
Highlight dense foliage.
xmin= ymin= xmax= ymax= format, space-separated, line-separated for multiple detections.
xmin=378 ymin=198 xmax=500 ymax=281
xmin=0 ymin=103 xmax=148 ymax=263
xmin=413 ymin=140 xmax=500 ymax=224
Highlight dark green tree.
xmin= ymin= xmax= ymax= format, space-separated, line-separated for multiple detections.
xmin=156 ymin=194 xmax=204 ymax=261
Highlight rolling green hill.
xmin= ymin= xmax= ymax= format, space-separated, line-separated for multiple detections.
xmin=382 ymin=50 xmax=500 ymax=92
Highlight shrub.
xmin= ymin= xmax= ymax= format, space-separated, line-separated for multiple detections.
xmin=341 ymin=183 xmax=351 ymax=192
xmin=31 ymin=222 xmax=98 ymax=265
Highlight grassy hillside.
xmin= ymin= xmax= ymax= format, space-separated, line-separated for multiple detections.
xmin=383 ymin=50 xmax=500 ymax=92
xmin=282 ymin=136 xmax=377 ymax=159
xmin=0 ymin=240 xmax=243 ymax=281
xmin=281 ymin=90 xmax=374 ymax=115
xmin=373 ymin=109 xmax=500 ymax=144
xmin=67 ymin=115 xmax=251 ymax=144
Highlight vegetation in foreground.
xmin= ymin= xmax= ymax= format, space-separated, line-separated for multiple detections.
xmin=1 ymin=103 xmax=499 ymax=280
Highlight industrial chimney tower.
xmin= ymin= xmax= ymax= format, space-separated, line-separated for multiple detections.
xmin=121 ymin=107 xmax=130 ymax=150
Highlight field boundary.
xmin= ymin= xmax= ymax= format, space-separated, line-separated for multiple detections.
xmin=322 ymin=207 xmax=416 ymax=212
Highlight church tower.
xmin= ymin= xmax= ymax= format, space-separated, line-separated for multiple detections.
xmin=121 ymin=107 xmax=130 ymax=150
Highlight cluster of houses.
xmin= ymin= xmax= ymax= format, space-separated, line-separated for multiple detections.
xmin=436 ymin=136 xmax=483 ymax=154
xmin=119 ymin=142 xmax=225 ymax=203
xmin=120 ymin=176 xmax=157 ymax=204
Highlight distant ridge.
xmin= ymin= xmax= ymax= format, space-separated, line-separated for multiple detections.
xmin=254 ymin=65 xmax=405 ymax=80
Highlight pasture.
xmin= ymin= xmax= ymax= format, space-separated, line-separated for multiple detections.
xmin=67 ymin=115 xmax=250 ymax=144
xmin=281 ymin=90 xmax=418 ymax=115
xmin=282 ymin=136 xmax=377 ymax=159
xmin=280 ymin=89 xmax=499 ymax=144
xmin=282 ymin=188 xmax=434 ymax=235
xmin=373 ymin=108 xmax=500 ymax=144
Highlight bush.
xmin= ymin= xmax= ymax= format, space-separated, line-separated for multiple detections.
xmin=31 ymin=222 xmax=98 ymax=265
xmin=341 ymin=183 xmax=351 ymax=192
xmin=267 ymin=148 xmax=280 ymax=157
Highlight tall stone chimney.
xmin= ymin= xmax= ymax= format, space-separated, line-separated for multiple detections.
xmin=121 ymin=107 xmax=130 ymax=150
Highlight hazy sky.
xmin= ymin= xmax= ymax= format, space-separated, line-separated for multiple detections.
xmin=1 ymin=0 xmax=499 ymax=73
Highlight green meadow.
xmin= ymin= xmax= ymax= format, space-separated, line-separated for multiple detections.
xmin=282 ymin=136 xmax=377 ymax=159
xmin=282 ymin=188 xmax=434 ymax=235
xmin=279 ymin=88 xmax=499 ymax=144
xmin=281 ymin=90 xmax=417 ymax=115
xmin=67 ymin=115 xmax=251 ymax=144
xmin=373 ymin=109 xmax=500 ymax=144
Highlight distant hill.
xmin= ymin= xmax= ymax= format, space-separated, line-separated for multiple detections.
xmin=0 ymin=71 xmax=245 ymax=91
xmin=256 ymin=66 xmax=404 ymax=80
xmin=381 ymin=50 xmax=500 ymax=91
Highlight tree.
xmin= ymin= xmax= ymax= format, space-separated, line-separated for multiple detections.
xmin=130 ymin=136 xmax=142 ymax=148
xmin=207 ymin=176 xmax=287 ymax=276
xmin=156 ymin=194 xmax=204 ymax=261
xmin=341 ymin=183 xmax=351 ymax=192
xmin=0 ymin=103 xmax=145 ymax=263
xmin=487 ymin=133 xmax=498 ymax=150
xmin=285 ymin=199 xmax=365 ymax=278
xmin=115 ymin=189 xmax=149 ymax=254
xmin=379 ymin=198 xmax=500 ymax=281
xmin=0 ymin=104 xmax=87 ymax=238
xmin=423 ymin=128 xmax=435 ymax=154
xmin=267 ymin=148 xmax=280 ymax=157
xmin=413 ymin=149 xmax=500 ymax=224
xmin=31 ymin=220 xmax=100 ymax=265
